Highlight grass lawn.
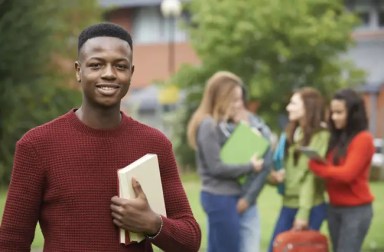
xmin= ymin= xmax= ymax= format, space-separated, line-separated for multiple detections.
xmin=1 ymin=174 xmax=383 ymax=251
xmin=182 ymin=174 xmax=384 ymax=252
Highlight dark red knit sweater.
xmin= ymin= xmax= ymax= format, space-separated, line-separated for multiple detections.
xmin=0 ymin=110 xmax=201 ymax=252
xmin=309 ymin=131 xmax=374 ymax=207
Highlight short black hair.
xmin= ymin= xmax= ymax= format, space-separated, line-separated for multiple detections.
xmin=78 ymin=22 xmax=133 ymax=53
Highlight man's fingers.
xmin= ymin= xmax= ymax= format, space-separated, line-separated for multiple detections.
xmin=110 ymin=203 xmax=120 ymax=212
xmin=112 ymin=218 xmax=124 ymax=228
xmin=131 ymin=177 xmax=146 ymax=199
xmin=111 ymin=195 xmax=124 ymax=205
xmin=111 ymin=211 xmax=122 ymax=220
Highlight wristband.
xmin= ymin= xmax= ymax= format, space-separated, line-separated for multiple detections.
xmin=146 ymin=215 xmax=163 ymax=240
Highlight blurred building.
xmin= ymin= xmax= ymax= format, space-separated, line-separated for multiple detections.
xmin=98 ymin=0 xmax=198 ymax=135
xmin=346 ymin=0 xmax=384 ymax=138
xmin=98 ymin=0 xmax=384 ymax=137
xmin=98 ymin=0 xmax=200 ymax=89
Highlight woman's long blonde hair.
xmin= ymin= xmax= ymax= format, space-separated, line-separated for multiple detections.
xmin=187 ymin=71 xmax=243 ymax=150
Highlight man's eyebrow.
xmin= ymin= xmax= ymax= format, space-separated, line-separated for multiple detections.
xmin=87 ymin=57 xmax=130 ymax=62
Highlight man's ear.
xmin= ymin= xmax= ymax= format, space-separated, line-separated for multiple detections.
xmin=131 ymin=64 xmax=135 ymax=75
xmin=127 ymin=65 xmax=135 ymax=89
xmin=75 ymin=61 xmax=81 ymax=82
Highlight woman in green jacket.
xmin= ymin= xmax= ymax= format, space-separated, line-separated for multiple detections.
xmin=268 ymin=87 xmax=329 ymax=252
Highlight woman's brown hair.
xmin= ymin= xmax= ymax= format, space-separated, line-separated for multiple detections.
xmin=285 ymin=87 xmax=326 ymax=164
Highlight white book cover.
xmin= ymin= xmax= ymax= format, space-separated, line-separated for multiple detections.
xmin=117 ymin=154 xmax=167 ymax=244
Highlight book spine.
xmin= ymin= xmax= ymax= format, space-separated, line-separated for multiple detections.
xmin=117 ymin=173 xmax=131 ymax=245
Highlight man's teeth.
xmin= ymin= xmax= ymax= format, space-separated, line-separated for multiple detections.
xmin=99 ymin=86 xmax=116 ymax=90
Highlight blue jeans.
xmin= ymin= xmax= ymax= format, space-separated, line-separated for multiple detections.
xmin=239 ymin=204 xmax=260 ymax=252
xmin=268 ymin=202 xmax=327 ymax=252
xmin=201 ymin=191 xmax=240 ymax=252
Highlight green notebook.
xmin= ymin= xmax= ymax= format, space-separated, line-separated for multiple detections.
xmin=220 ymin=122 xmax=270 ymax=183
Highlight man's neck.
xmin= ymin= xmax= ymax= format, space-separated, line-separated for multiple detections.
xmin=75 ymin=106 xmax=122 ymax=129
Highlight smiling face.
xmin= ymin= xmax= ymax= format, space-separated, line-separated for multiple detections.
xmin=75 ymin=36 xmax=134 ymax=110
xmin=330 ymin=99 xmax=348 ymax=130
xmin=286 ymin=93 xmax=305 ymax=122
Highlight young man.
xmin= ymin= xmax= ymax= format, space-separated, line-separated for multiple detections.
xmin=0 ymin=23 xmax=201 ymax=252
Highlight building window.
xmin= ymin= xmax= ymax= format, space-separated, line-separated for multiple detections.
xmin=132 ymin=6 xmax=188 ymax=44
xmin=356 ymin=11 xmax=370 ymax=28
xmin=132 ymin=7 xmax=162 ymax=44
xmin=350 ymin=0 xmax=384 ymax=30
xmin=379 ymin=10 xmax=384 ymax=27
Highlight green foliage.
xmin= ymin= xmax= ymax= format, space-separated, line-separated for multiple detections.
xmin=0 ymin=0 xmax=101 ymax=185
xmin=173 ymin=0 xmax=365 ymax=169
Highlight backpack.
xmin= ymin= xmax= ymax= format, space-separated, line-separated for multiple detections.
xmin=273 ymin=230 xmax=329 ymax=252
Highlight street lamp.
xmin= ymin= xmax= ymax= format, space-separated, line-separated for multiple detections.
xmin=160 ymin=0 xmax=182 ymax=76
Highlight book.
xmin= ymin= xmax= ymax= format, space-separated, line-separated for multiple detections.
xmin=298 ymin=146 xmax=327 ymax=164
xmin=117 ymin=154 xmax=167 ymax=244
xmin=220 ymin=122 xmax=270 ymax=183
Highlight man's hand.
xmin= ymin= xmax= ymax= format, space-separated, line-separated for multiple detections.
xmin=110 ymin=177 xmax=161 ymax=235
xmin=236 ymin=198 xmax=249 ymax=214
xmin=292 ymin=219 xmax=308 ymax=231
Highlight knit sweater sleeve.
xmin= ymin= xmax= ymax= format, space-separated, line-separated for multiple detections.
xmin=196 ymin=118 xmax=253 ymax=179
xmin=149 ymin=141 xmax=201 ymax=252
xmin=0 ymin=139 xmax=44 ymax=251
xmin=309 ymin=131 xmax=374 ymax=183
xmin=296 ymin=130 xmax=329 ymax=221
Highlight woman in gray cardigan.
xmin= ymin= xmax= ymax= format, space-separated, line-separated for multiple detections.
xmin=187 ymin=71 xmax=265 ymax=252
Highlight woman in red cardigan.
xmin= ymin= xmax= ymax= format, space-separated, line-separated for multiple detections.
xmin=309 ymin=88 xmax=375 ymax=252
